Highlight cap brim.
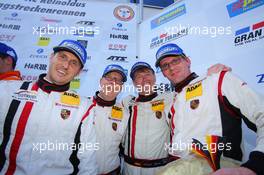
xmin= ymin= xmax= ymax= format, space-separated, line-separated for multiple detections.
xmin=104 ymin=69 xmax=127 ymax=82
xmin=155 ymin=53 xmax=185 ymax=67
xmin=53 ymin=46 xmax=84 ymax=67
xmin=130 ymin=65 xmax=154 ymax=79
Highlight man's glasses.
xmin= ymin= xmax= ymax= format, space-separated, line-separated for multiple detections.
xmin=160 ymin=57 xmax=184 ymax=71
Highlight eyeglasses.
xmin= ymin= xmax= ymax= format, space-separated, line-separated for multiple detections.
xmin=160 ymin=57 xmax=184 ymax=71
xmin=56 ymin=53 xmax=81 ymax=69
xmin=104 ymin=75 xmax=124 ymax=85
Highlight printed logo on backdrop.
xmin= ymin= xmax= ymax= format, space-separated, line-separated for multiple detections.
xmin=0 ymin=34 xmax=16 ymax=42
xmin=73 ymin=29 xmax=95 ymax=37
xmin=76 ymin=21 xmax=95 ymax=26
xmin=107 ymin=56 xmax=128 ymax=62
xmin=112 ymin=23 xmax=127 ymax=32
xmin=108 ymin=44 xmax=127 ymax=51
xmin=151 ymin=4 xmax=186 ymax=29
xmin=234 ymin=20 xmax=264 ymax=46
xmin=114 ymin=5 xmax=135 ymax=21
xmin=110 ymin=34 xmax=129 ymax=40
xmin=257 ymin=74 xmax=264 ymax=84
xmin=4 ymin=12 xmax=22 ymax=22
xmin=40 ymin=17 xmax=62 ymax=23
xmin=35 ymin=26 xmax=59 ymax=35
xmin=37 ymin=37 xmax=51 ymax=46
xmin=77 ymin=40 xmax=88 ymax=49
xmin=22 ymin=75 xmax=38 ymax=81
xmin=24 ymin=63 xmax=47 ymax=71
xmin=150 ymin=28 xmax=188 ymax=49
xmin=227 ymin=0 xmax=264 ymax=18
xmin=0 ymin=23 xmax=21 ymax=31
xmin=29 ymin=48 xmax=48 ymax=59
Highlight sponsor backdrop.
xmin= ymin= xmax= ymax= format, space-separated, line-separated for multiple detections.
xmin=139 ymin=0 xmax=264 ymax=95
xmin=138 ymin=0 xmax=264 ymax=158
xmin=0 ymin=0 xmax=138 ymax=97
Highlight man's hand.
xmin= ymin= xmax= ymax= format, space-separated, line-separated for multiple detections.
xmin=209 ymin=167 xmax=256 ymax=175
xmin=207 ymin=63 xmax=232 ymax=76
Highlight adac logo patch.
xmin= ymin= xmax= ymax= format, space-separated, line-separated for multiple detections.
xmin=186 ymin=82 xmax=202 ymax=101
xmin=110 ymin=106 xmax=123 ymax=121
xmin=60 ymin=92 xmax=80 ymax=106
xmin=151 ymin=100 xmax=165 ymax=112
xmin=61 ymin=109 xmax=71 ymax=120
xmin=12 ymin=90 xmax=38 ymax=102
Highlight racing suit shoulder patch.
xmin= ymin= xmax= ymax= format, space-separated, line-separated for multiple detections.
xmin=185 ymin=81 xmax=203 ymax=101
xmin=60 ymin=91 xmax=80 ymax=106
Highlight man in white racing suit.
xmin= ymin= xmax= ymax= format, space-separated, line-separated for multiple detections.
xmin=122 ymin=62 xmax=174 ymax=175
xmin=155 ymin=43 xmax=264 ymax=175
xmin=0 ymin=40 xmax=97 ymax=175
xmin=92 ymin=64 xmax=129 ymax=175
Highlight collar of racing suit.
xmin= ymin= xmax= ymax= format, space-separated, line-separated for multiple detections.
xmin=174 ymin=72 xmax=198 ymax=93
xmin=137 ymin=92 xmax=158 ymax=102
xmin=36 ymin=73 xmax=70 ymax=93
xmin=94 ymin=91 xmax=116 ymax=107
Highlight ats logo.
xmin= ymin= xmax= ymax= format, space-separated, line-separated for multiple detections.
xmin=107 ymin=56 xmax=128 ymax=62
xmin=234 ymin=20 xmax=264 ymax=46
xmin=227 ymin=0 xmax=264 ymax=18
xmin=257 ymin=74 xmax=264 ymax=84
xmin=150 ymin=28 xmax=188 ymax=49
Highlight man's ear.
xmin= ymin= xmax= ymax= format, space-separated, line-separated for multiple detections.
xmin=50 ymin=53 xmax=55 ymax=61
xmin=185 ymin=57 xmax=191 ymax=68
xmin=5 ymin=56 xmax=13 ymax=66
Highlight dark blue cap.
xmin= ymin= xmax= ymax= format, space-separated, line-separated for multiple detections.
xmin=130 ymin=61 xmax=154 ymax=79
xmin=102 ymin=64 xmax=127 ymax=82
xmin=155 ymin=43 xmax=185 ymax=67
xmin=53 ymin=39 xmax=87 ymax=67
xmin=0 ymin=42 xmax=18 ymax=64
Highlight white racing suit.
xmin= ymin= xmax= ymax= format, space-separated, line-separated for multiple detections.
xmin=0 ymin=74 xmax=97 ymax=175
xmin=122 ymin=92 xmax=174 ymax=175
xmin=92 ymin=92 xmax=129 ymax=175
xmin=169 ymin=71 xmax=264 ymax=174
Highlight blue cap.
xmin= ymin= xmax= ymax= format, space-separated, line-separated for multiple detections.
xmin=155 ymin=43 xmax=185 ymax=67
xmin=53 ymin=39 xmax=87 ymax=67
xmin=0 ymin=42 xmax=18 ymax=64
xmin=102 ymin=64 xmax=127 ymax=82
xmin=130 ymin=61 xmax=154 ymax=79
